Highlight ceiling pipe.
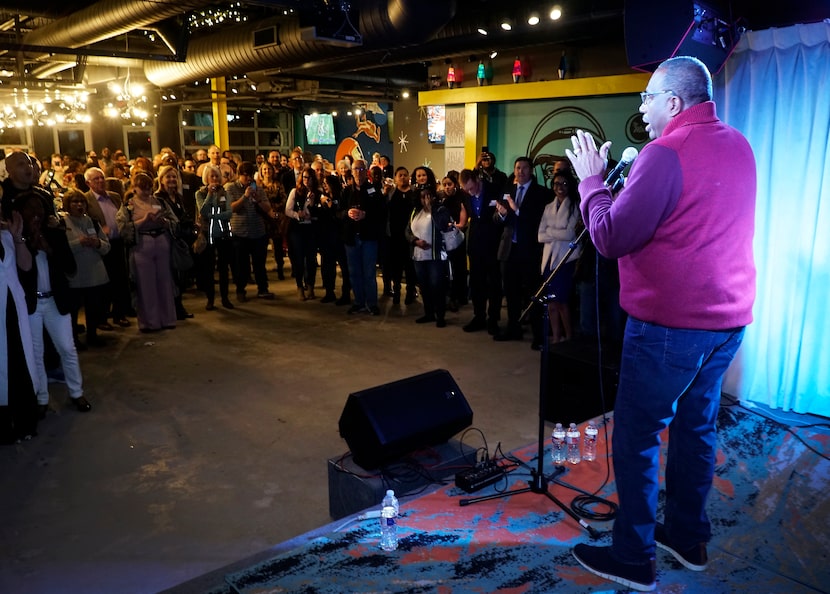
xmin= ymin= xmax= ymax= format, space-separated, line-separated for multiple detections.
xmin=21 ymin=0 xmax=203 ymax=50
xmin=144 ymin=0 xmax=457 ymax=87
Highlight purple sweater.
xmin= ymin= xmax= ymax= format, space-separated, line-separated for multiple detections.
xmin=579 ymin=101 xmax=756 ymax=330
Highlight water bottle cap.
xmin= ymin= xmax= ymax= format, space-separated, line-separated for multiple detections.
xmin=386 ymin=489 xmax=394 ymax=496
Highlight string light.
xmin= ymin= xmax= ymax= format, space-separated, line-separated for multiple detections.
xmin=188 ymin=2 xmax=249 ymax=30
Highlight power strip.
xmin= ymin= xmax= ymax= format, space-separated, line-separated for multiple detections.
xmin=455 ymin=461 xmax=505 ymax=493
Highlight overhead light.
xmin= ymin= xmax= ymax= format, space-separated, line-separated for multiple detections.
xmin=550 ymin=5 xmax=563 ymax=20
xmin=477 ymin=27 xmax=488 ymax=36
xmin=400 ymin=90 xmax=410 ymax=99
xmin=528 ymin=13 xmax=540 ymax=26
xmin=500 ymin=19 xmax=512 ymax=31
xmin=331 ymin=110 xmax=338 ymax=116
xmin=489 ymin=50 xmax=498 ymax=59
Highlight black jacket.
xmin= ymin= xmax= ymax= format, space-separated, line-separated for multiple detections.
xmin=19 ymin=225 xmax=77 ymax=315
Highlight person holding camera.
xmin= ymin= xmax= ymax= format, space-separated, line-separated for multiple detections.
xmin=227 ymin=161 xmax=274 ymax=302
xmin=196 ymin=165 xmax=235 ymax=310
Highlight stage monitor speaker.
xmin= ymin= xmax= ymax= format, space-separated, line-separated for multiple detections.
xmin=625 ymin=0 xmax=739 ymax=74
xmin=545 ymin=339 xmax=620 ymax=425
xmin=338 ymin=369 xmax=473 ymax=470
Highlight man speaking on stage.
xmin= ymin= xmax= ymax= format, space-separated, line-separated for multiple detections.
xmin=567 ymin=55 xmax=757 ymax=591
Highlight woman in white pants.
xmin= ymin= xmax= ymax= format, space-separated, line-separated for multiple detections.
xmin=16 ymin=192 xmax=91 ymax=413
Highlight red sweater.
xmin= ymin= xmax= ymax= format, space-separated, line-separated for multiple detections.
xmin=579 ymin=101 xmax=756 ymax=330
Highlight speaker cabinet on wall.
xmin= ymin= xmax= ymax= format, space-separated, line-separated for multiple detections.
xmin=625 ymin=0 xmax=739 ymax=75
xmin=338 ymin=369 xmax=473 ymax=470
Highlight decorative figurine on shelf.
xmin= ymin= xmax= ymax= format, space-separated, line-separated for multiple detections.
xmin=558 ymin=51 xmax=568 ymax=80
xmin=477 ymin=61 xmax=486 ymax=86
xmin=512 ymin=57 xmax=522 ymax=83
xmin=447 ymin=65 xmax=456 ymax=89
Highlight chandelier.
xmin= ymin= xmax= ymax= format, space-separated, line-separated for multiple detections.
xmin=0 ymin=87 xmax=91 ymax=130
xmin=104 ymin=69 xmax=152 ymax=125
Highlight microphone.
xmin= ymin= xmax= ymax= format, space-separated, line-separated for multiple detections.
xmin=603 ymin=147 xmax=638 ymax=188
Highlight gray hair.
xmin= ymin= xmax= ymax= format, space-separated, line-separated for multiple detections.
xmin=202 ymin=164 xmax=221 ymax=186
xmin=657 ymin=56 xmax=713 ymax=106
xmin=83 ymin=166 xmax=105 ymax=181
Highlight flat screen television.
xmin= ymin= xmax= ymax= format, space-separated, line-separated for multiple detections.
xmin=304 ymin=113 xmax=337 ymax=145
xmin=427 ymin=105 xmax=445 ymax=144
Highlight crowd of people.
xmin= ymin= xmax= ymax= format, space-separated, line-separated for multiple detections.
xmin=1 ymin=140 xmax=621 ymax=444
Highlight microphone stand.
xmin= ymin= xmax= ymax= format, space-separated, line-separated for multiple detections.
xmin=460 ymin=226 xmax=599 ymax=539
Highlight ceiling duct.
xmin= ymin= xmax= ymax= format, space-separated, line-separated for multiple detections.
xmin=143 ymin=0 xmax=457 ymax=88
xmin=22 ymin=0 xmax=204 ymax=49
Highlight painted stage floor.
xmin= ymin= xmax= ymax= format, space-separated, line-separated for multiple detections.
xmin=222 ymin=402 xmax=829 ymax=593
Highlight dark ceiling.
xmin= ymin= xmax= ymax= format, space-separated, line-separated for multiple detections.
xmin=0 ymin=0 xmax=825 ymax=106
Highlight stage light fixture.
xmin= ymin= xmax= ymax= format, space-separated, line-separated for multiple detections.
xmin=550 ymin=5 xmax=563 ymax=20
xmin=528 ymin=13 xmax=540 ymax=26
xmin=500 ymin=19 xmax=512 ymax=31
xmin=477 ymin=27 xmax=488 ymax=36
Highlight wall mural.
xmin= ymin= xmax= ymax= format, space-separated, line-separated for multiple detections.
xmin=491 ymin=96 xmax=649 ymax=189
xmin=334 ymin=102 xmax=389 ymax=166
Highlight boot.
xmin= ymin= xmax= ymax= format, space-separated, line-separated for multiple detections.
xmin=298 ymin=287 xmax=307 ymax=301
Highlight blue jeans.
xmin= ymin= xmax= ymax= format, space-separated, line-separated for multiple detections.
xmin=611 ymin=317 xmax=745 ymax=564
xmin=346 ymin=237 xmax=378 ymax=308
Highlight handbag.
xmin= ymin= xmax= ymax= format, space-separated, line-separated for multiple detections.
xmin=192 ymin=232 xmax=208 ymax=255
xmin=441 ymin=224 xmax=464 ymax=252
xmin=171 ymin=236 xmax=194 ymax=271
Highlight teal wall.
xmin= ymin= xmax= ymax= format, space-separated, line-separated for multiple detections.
xmin=488 ymin=94 xmax=647 ymax=188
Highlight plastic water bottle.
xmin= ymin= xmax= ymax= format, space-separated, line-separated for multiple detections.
xmin=379 ymin=489 xmax=399 ymax=551
xmin=583 ymin=422 xmax=598 ymax=461
xmin=566 ymin=422 xmax=581 ymax=464
xmin=551 ymin=423 xmax=566 ymax=464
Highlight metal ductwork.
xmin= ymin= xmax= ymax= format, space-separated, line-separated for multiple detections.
xmin=22 ymin=0 xmax=203 ymax=49
xmin=144 ymin=0 xmax=457 ymax=88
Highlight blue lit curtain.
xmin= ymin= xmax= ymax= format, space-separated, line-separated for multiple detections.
xmin=717 ymin=21 xmax=830 ymax=416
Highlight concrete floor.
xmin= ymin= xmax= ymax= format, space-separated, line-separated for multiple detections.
xmin=0 ymin=266 xmax=547 ymax=594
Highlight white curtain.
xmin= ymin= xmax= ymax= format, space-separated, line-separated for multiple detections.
xmin=718 ymin=21 xmax=830 ymax=416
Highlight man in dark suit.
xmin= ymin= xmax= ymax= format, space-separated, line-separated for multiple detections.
xmin=280 ymin=149 xmax=304 ymax=194
xmin=84 ymin=167 xmax=131 ymax=328
xmin=459 ymin=168 xmax=503 ymax=335
xmin=493 ymin=156 xmax=551 ymax=348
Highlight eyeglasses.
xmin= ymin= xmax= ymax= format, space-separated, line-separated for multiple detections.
xmin=640 ymin=90 xmax=674 ymax=104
